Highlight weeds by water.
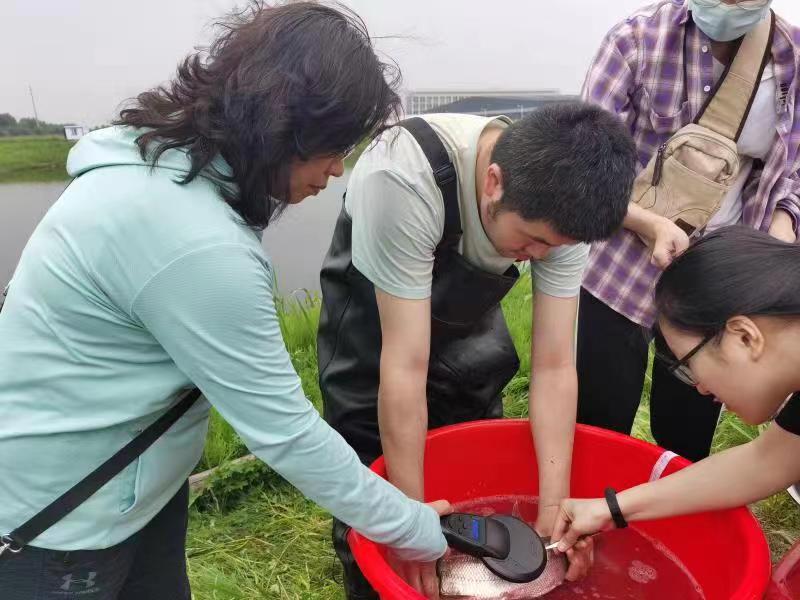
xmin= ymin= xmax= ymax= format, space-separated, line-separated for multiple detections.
xmin=0 ymin=136 xmax=74 ymax=183
xmin=188 ymin=272 xmax=799 ymax=599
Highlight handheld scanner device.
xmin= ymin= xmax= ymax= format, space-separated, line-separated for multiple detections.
xmin=440 ymin=513 xmax=548 ymax=583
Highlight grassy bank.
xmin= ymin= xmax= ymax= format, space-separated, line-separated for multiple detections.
xmin=0 ymin=135 xmax=364 ymax=186
xmin=186 ymin=273 xmax=800 ymax=599
xmin=0 ymin=136 xmax=74 ymax=183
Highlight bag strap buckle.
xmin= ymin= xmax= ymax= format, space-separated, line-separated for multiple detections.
xmin=433 ymin=163 xmax=457 ymax=187
xmin=0 ymin=534 xmax=22 ymax=558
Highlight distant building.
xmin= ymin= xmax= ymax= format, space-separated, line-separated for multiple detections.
xmin=63 ymin=125 xmax=90 ymax=141
xmin=405 ymin=89 xmax=579 ymax=120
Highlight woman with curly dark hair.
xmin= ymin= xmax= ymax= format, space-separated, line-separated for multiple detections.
xmin=0 ymin=3 xmax=449 ymax=598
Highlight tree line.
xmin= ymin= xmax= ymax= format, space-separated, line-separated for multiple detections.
xmin=0 ymin=113 xmax=70 ymax=137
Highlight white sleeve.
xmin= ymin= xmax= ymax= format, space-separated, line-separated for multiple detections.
xmin=531 ymin=243 xmax=589 ymax=298
xmin=347 ymin=167 xmax=442 ymax=299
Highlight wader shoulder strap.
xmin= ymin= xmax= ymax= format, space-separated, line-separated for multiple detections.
xmin=695 ymin=10 xmax=775 ymax=142
xmin=1 ymin=387 xmax=202 ymax=557
xmin=399 ymin=117 xmax=462 ymax=252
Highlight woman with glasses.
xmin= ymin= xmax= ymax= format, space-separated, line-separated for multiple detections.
xmin=551 ymin=226 xmax=800 ymax=551
xmin=577 ymin=0 xmax=800 ymax=463
xmin=0 ymin=4 xmax=450 ymax=599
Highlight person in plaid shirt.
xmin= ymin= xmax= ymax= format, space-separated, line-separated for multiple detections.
xmin=577 ymin=0 xmax=800 ymax=462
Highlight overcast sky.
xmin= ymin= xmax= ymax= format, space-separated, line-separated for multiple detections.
xmin=3 ymin=0 xmax=799 ymax=126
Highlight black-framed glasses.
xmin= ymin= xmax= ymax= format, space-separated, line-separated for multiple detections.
xmin=651 ymin=325 xmax=716 ymax=386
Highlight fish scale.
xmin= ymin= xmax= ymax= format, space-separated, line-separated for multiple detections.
xmin=439 ymin=549 xmax=567 ymax=599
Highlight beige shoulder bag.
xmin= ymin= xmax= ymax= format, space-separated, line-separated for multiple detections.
xmin=631 ymin=10 xmax=775 ymax=237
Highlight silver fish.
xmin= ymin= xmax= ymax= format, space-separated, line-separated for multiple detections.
xmin=438 ymin=550 xmax=567 ymax=599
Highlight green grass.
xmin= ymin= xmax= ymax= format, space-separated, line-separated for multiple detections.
xmin=0 ymin=136 xmax=74 ymax=183
xmin=187 ymin=272 xmax=800 ymax=599
xmin=0 ymin=133 xmax=359 ymax=185
xmin=198 ymin=412 xmax=248 ymax=473
xmin=188 ymin=476 xmax=343 ymax=599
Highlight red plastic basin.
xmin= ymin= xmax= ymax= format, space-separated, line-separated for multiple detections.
xmin=766 ymin=539 xmax=800 ymax=599
xmin=349 ymin=420 xmax=771 ymax=599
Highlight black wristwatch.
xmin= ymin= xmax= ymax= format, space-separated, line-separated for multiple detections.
xmin=604 ymin=487 xmax=628 ymax=529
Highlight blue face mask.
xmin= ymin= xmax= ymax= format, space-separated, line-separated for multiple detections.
xmin=689 ymin=0 xmax=772 ymax=42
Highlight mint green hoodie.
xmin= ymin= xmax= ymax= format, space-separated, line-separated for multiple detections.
xmin=0 ymin=126 xmax=446 ymax=560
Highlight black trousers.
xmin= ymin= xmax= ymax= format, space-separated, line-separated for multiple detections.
xmin=0 ymin=482 xmax=191 ymax=600
xmin=576 ymin=288 xmax=722 ymax=463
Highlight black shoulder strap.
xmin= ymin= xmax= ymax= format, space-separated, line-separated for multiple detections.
xmin=0 ymin=283 xmax=8 ymax=314
xmin=2 ymin=387 xmax=201 ymax=555
xmin=399 ymin=117 xmax=462 ymax=251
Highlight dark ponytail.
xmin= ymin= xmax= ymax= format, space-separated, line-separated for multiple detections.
xmin=655 ymin=225 xmax=800 ymax=336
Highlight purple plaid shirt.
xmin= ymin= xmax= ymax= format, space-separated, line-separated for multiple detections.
xmin=582 ymin=0 xmax=800 ymax=327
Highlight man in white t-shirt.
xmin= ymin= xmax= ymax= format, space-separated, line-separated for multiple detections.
xmin=317 ymin=104 xmax=637 ymax=598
